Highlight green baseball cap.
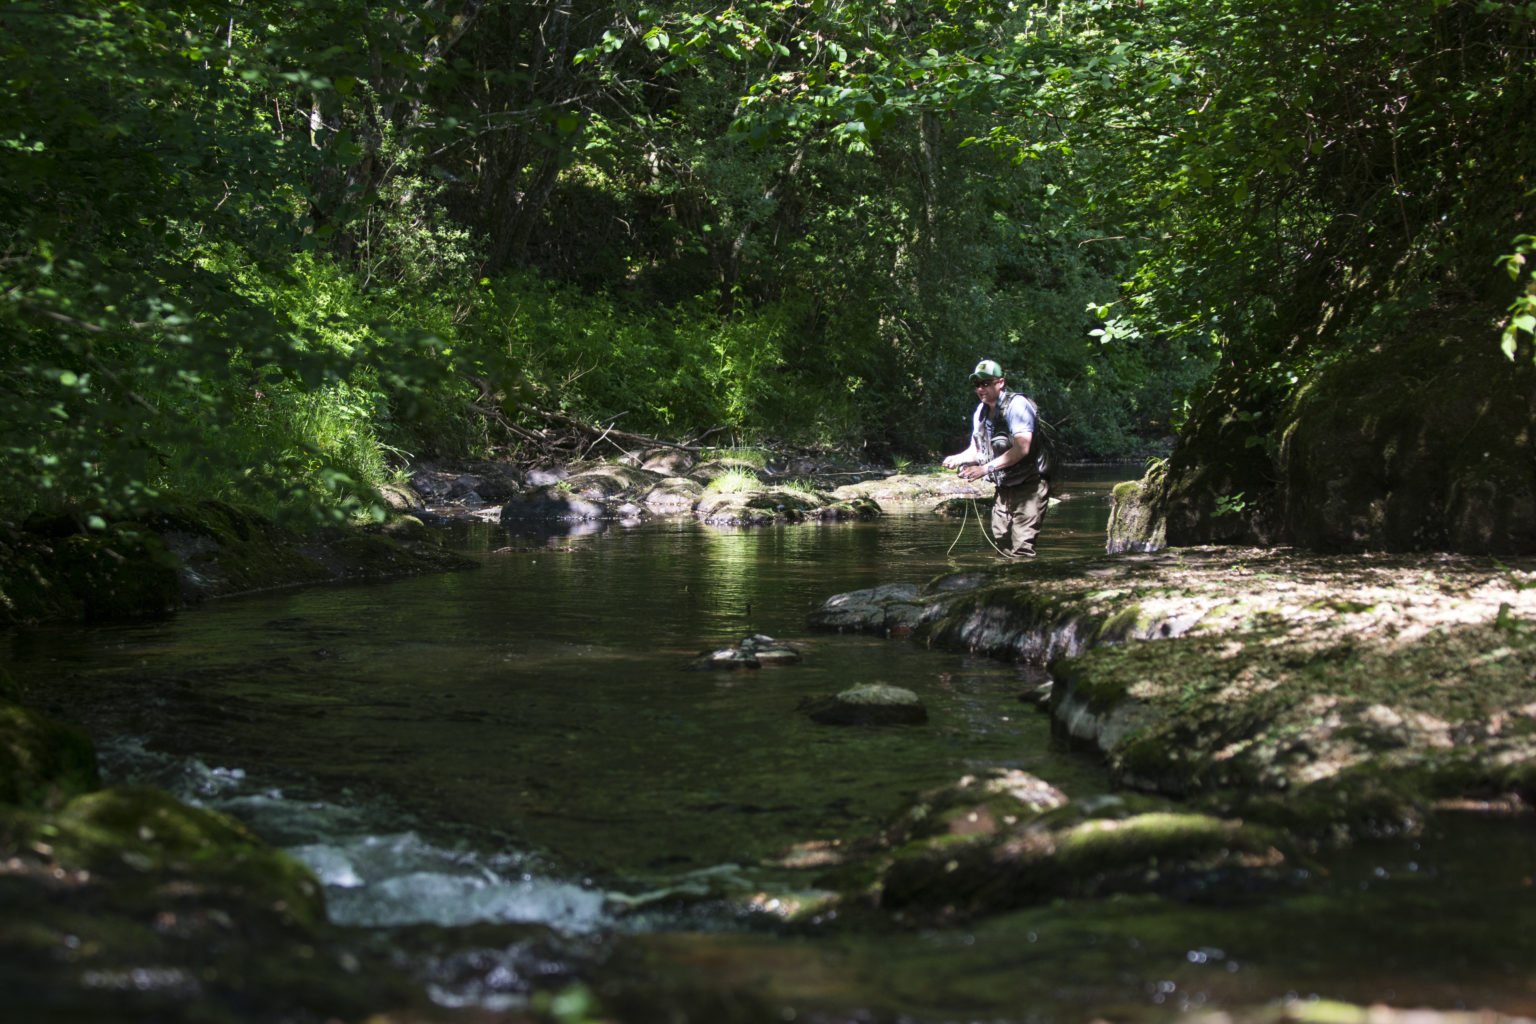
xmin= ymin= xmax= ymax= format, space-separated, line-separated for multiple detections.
xmin=968 ymin=359 xmax=1004 ymax=385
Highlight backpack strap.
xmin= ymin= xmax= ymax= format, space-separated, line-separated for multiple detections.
xmin=991 ymin=391 xmax=1051 ymax=483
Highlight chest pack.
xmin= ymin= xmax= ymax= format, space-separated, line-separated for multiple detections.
xmin=984 ymin=391 xmax=1053 ymax=486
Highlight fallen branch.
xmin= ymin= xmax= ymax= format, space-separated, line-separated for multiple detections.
xmin=515 ymin=403 xmax=716 ymax=455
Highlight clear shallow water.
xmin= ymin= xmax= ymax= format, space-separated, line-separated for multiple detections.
xmin=7 ymin=467 xmax=1536 ymax=1021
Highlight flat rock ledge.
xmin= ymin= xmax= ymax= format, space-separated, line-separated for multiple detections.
xmin=807 ymin=547 xmax=1536 ymax=842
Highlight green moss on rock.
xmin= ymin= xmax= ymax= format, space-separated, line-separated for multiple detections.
xmin=44 ymin=785 xmax=327 ymax=928
xmin=0 ymin=668 xmax=23 ymax=706
xmin=0 ymin=704 xmax=100 ymax=809
xmin=1106 ymin=469 xmax=1168 ymax=554
xmin=877 ymin=798 xmax=1285 ymax=917
xmin=0 ymin=520 xmax=180 ymax=626
xmin=799 ymin=683 xmax=928 ymax=725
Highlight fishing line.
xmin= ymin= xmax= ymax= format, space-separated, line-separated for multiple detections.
xmin=946 ymin=493 xmax=1010 ymax=558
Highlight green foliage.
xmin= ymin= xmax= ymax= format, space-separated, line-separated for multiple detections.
xmin=1500 ymin=233 xmax=1536 ymax=360
xmin=703 ymin=469 xmax=762 ymax=495
xmin=699 ymin=447 xmax=769 ymax=468
xmin=0 ymin=2 xmax=411 ymax=523
xmin=1213 ymin=492 xmax=1248 ymax=519
xmin=12 ymin=0 xmax=1521 ymax=524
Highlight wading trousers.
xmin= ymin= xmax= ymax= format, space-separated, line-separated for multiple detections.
xmin=991 ymin=477 xmax=1050 ymax=558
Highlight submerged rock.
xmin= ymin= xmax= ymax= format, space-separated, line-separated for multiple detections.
xmin=688 ymin=634 xmax=803 ymax=671
xmin=691 ymin=646 xmax=761 ymax=670
xmin=798 ymin=683 xmax=927 ymax=726
xmin=740 ymin=633 xmax=802 ymax=664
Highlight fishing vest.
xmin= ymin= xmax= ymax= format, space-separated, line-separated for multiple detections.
xmin=976 ymin=391 xmax=1052 ymax=487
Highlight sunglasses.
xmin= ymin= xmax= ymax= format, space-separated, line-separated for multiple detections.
xmin=970 ymin=376 xmax=1000 ymax=387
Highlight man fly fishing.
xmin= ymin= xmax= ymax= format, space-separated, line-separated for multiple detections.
xmin=941 ymin=358 xmax=1052 ymax=558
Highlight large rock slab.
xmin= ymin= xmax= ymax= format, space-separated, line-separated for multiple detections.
xmin=810 ymin=548 xmax=1536 ymax=841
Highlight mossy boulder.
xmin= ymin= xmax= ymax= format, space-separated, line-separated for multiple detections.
xmin=0 ymin=667 xmax=24 ymax=705
xmin=1159 ymin=361 xmax=1284 ymax=548
xmin=643 ymin=476 xmax=705 ymax=513
xmin=1105 ymin=466 xmax=1167 ymax=554
xmin=501 ymin=487 xmax=611 ymax=522
xmin=0 ymin=703 xmax=99 ymax=809
xmin=876 ymin=792 xmax=1285 ymax=918
xmin=30 ymin=786 xmax=323 ymax=922
xmin=1048 ymin=613 xmax=1536 ymax=838
xmin=0 ymin=785 xmax=420 ymax=1022
xmin=564 ymin=464 xmax=665 ymax=498
xmin=695 ymin=485 xmax=881 ymax=526
xmin=828 ymin=471 xmax=987 ymax=504
xmin=689 ymin=458 xmax=768 ymax=484
xmin=884 ymin=770 xmax=1069 ymax=847
xmin=808 ymin=582 xmax=932 ymax=636
xmin=816 ymin=548 xmax=1536 ymax=843
xmin=798 ymin=684 xmax=928 ymax=725
xmin=696 ymin=487 xmax=822 ymax=525
xmin=149 ymin=499 xmax=336 ymax=599
xmin=0 ymin=520 xmax=181 ymax=626
xmin=0 ymin=686 xmax=425 ymax=1022
xmin=822 ymin=495 xmax=883 ymax=520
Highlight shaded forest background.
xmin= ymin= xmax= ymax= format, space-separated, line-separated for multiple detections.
xmin=3 ymin=0 xmax=1533 ymax=526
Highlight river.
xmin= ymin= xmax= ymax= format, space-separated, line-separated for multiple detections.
xmin=5 ymin=467 xmax=1535 ymax=1021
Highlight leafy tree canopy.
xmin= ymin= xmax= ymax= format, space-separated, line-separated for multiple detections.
xmin=4 ymin=0 xmax=1530 ymax=527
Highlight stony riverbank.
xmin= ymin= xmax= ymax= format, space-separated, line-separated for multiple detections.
xmin=791 ymin=546 xmax=1536 ymax=920
xmin=400 ymin=454 xmax=987 ymax=526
